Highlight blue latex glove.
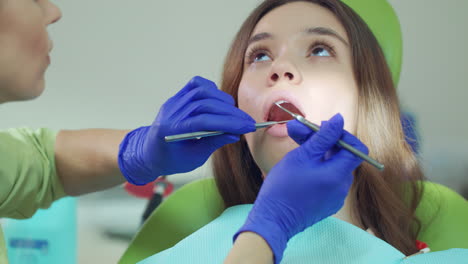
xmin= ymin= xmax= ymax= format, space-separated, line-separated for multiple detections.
xmin=118 ymin=76 xmax=256 ymax=185
xmin=234 ymin=113 xmax=369 ymax=264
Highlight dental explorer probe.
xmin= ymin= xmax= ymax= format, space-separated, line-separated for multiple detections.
xmin=164 ymin=120 xmax=289 ymax=143
xmin=275 ymin=101 xmax=384 ymax=171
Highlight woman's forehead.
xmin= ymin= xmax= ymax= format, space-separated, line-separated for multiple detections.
xmin=251 ymin=2 xmax=348 ymax=43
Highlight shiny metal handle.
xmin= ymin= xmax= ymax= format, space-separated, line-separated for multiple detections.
xmin=296 ymin=116 xmax=384 ymax=171
xmin=164 ymin=120 xmax=289 ymax=143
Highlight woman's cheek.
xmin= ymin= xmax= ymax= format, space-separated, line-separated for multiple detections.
xmin=341 ymin=99 xmax=358 ymax=134
xmin=238 ymin=85 xmax=262 ymax=122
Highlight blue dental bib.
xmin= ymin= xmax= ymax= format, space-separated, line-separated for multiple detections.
xmin=138 ymin=204 xmax=467 ymax=264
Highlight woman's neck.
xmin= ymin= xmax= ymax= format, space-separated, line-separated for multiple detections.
xmin=332 ymin=190 xmax=365 ymax=230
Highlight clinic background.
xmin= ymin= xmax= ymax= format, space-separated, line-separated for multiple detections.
xmin=1 ymin=0 xmax=467 ymax=263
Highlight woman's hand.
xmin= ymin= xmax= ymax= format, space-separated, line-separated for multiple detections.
xmin=234 ymin=114 xmax=368 ymax=263
xmin=118 ymin=76 xmax=256 ymax=185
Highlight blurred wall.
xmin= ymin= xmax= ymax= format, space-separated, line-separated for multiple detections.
xmin=390 ymin=0 xmax=468 ymax=194
xmin=0 ymin=0 xmax=466 ymax=193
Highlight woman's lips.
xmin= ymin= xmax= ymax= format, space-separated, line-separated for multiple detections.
xmin=267 ymin=101 xmax=304 ymax=122
xmin=266 ymin=122 xmax=289 ymax=137
xmin=265 ymin=102 xmax=297 ymax=137
xmin=261 ymin=94 xmax=305 ymax=138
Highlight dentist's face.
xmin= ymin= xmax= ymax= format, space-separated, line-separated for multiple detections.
xmin=238 ymin=2 xmax=358 ymax=175
xmin=0 ymin=0 xmax=62 ymax=103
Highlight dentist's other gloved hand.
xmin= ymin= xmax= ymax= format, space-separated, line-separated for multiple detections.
xmin=118 ymin=76 xmax=255 ymax=185
xmin=234 ymin=114 xmax=368 ymax=264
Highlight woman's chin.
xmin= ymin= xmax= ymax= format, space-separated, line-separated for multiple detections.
xmin=255 ymin=142 xmax=298 ymax=177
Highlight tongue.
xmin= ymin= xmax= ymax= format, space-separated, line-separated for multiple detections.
xmin=268 ymin=102 xmax=302 ymax=121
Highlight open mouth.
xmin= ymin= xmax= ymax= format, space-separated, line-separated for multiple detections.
xmin=267 ymin=100 xmax=304 ymax=122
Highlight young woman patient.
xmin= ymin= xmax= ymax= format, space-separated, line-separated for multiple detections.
xmin=218 ymin=0 xmax=419 ymax=259
xmin=136 ymin=0 xmax=468 ymax=263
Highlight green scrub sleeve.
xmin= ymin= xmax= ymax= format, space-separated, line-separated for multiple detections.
xmin=0 ymin=128 xmax=66 ymax=219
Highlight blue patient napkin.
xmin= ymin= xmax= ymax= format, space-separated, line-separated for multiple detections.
xmin=138 ymin=204 xmax=468 ymax=264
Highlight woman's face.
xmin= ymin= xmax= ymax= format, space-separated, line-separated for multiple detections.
xmin=238 ymin=2 xmax=358 ymax=175
xmin=0 ymin=0 xmax=62 ymax=103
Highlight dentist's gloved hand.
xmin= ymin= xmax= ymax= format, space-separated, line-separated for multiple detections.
xmin=234 ymin=114 xmax=368 ymax=264
xmin=118 ymin=76 xmax=256 ymax=185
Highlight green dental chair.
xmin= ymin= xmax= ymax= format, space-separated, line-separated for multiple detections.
xmin=119 ymin=1 xmax=468 ymax=263
xmin=119 ymin=178 xmax=468 ymax=264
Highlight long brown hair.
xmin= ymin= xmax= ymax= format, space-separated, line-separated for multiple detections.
xmin=212 ymin=0 xmax=425 ymax=255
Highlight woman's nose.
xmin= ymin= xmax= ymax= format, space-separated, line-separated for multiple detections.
xmin=267 ymin=60 xmax=302 ymax=87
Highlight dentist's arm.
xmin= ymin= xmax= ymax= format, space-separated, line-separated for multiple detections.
xmin=57 ymin=76 xmax=255 ymax=196
xmin=55 ymin=129 xmax=129 ymax=196
xmin=224 ymin=232 xmax=273 ymax=264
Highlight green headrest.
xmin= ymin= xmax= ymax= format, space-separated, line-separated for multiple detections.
xmin=342 ymin=0 xmax=403 ymax=85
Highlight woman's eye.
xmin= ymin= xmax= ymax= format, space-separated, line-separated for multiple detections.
xmin=254 ymin=53 xmax=272 ymax=62
xmin=311 ymin=47 xmax=331 ymax=57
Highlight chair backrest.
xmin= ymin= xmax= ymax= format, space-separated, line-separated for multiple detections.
xmin=341 ymin=0 xmax=402 ymax=85
xmin=119 ymin=178 xmax=223 ymax=264
xmin=415 ymin=181 xmax=468 ymax=251
xmin=119 ymin=178 xmax=468 ymax=264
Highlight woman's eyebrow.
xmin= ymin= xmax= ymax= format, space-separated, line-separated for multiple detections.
xmin=304 ymin=27 xmax=349 ymax=46
xmin=248 ymin=32 xmax=273 ymax=46
xmin=247 ymin=27 xmax=348 ymax=47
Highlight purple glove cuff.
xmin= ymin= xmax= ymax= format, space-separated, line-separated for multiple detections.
xmin=234 ymin=216 xmax=289 ymax=264
xmin=118 ymin=126 xmax=158 ymax=185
